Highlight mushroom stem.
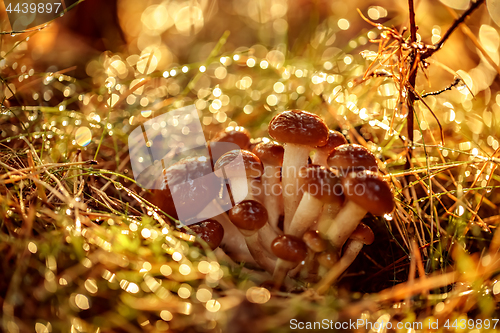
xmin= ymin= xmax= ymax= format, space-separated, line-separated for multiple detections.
xmin=258 ymin=223 xmax=279 ymax=256
xmin=224 ymin=176 xmax=253 ymax=203
xmin=325 ymin=200 xmax=367 ymax=249
xmin=282 ymin=144 xmax=310 ymax=232
xmin=298 ymin=251 xmax=317 ymax=281
xmin=288 ymin=192 xmax=323 ymax=236
xmin=315 ymin=239 xmax=365 ymax=294
xmin=261 ymin=165 xmax=283 ymax=233
xmin=211 ymin=212 xmax=257 ymax=264
xmin=312 ymin=151 xmax=329 ymax=166
xmin=243 ymin=232 xmax=276 ymax=273
xmin=316 ymin=202 xmax=344 ymax=235
xmin=273 ymin=258 xmax=297 ymax=288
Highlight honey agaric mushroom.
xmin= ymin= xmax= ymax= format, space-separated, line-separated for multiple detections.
xmin=228 ymin=200 xmax=276 ymax=273
xmin=271 ymin=234 xmax=308 ymax=288
xmin=316 ymin=223 xmax=374 ymax=294
xmin=303 ymin=230 xmax=328 ymax=252
xmin=288 ymin=166 xmax=342 ymax=236
xmin=150 ymin=156 xmax=221 ymax=222
xmin=212 ymin=126 xmax=251 ymax=148
xmin=317 ymin=251 xmax=339 ymax=270
xmin=214 ymin=150 xmax=264 ymax=203
xmin=268 ymin=110 xmax=329 ymax=232
xmin=210 ymin=126 xmax=251 ymax=162
xmin=299 ymin=230 xmax=328 ymax=279
xmin=188 ymin=219 xmax=225 ymax=250
xmin=253 ymin=141 xmax=285 ymax=233
xmin=327 ymin=144 xmax=378 ymax=176
xmin=325 ymin=170 xmax=394 ymax=251
xmin=312 ymin=130 xmax=347 ymax=166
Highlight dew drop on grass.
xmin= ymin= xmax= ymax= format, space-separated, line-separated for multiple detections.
xmin=75 ymin=127 xmax=92 ymax=147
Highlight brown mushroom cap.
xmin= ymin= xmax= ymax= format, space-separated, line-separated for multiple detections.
xmin=316 ymin=130 xmax=348 ymax=154
xmin=342 ymin=170 xmax=394 ymax=216
xmin=328 ymin=144 xmax=378 ymax=173
xmin=252 ymin=141 xmax=285 ymax=166
xmin=349 ymin=223 xmax=374 ymax=245
xmin=317 ymin=251 xmax=338 ymax=268
xmin=271 ymin=235 xmax=308 ymax=263
xmin=214 ymin=150 xmax=264 ymax=178
xmin=150 ymin=156 xmax=220 ymax=220
xmin=298 ymin=165 xmax=343 ymax=202
xmin=303 ymin=230 xmax=327 ymax=252
xmin=211 ymin=126 xmax=251 ymax=149
xmin=228 ymin=200 xmax=268 ymax=231
xmin=268 ymin=110 xmax=329 ymax=146
xmin=188 ymin=219 xmax=225 ymax=250
xmin=248 ymin=137 xmax=267 ymax=152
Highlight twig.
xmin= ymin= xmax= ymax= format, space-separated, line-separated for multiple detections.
xmin=405 ymin=0 xmax=418 ymax=182
xmin=421 ymin=77 xmax=461 ymax=98
xmin=422 ymin=0 xmax=486 ymax=59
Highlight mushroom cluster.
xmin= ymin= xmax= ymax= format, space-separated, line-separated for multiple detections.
xmin=150 ymin=110 xmax=395 ymax=291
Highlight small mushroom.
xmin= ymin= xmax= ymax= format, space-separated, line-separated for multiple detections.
xmin=188 ymin=219 xmax=225 ymax=250
xmin=214 ymin=150 xmax=264 ymax=203
xmin=210 ymin=126 xmax=251 ymax=162
xmin=212 ymin=126 xmax=251 ymax=148
xmin=303 ymin=230 xmax=328 ymax=253
xmin=150 ymin=156 xmax=221 ymax=222
xmin=327 ymin=144 xmax=378 ymax=176
xmin=271 ymin=234 xmax=308 ymax=288
xmin=312 ymin=130 xmax=347 ymax=166
xmin=288 ymin=166 xmax=342 ymax=236
xmin=253 ymin=141 xmax=285 ymax=233
xmin=317 ymin=251 xmax=339 ymax=270
xmin=297 ymin=230 xmax=329 ymax=280
xmin=228 ymin=200 xmax=276 ymax=273
xmin=325 ymin=170 xmax=394 ymax=251
xmin=268 ymin=110 xmax=329 ymax=233
xmin=316 ymin=223 xmax=374 ymax=294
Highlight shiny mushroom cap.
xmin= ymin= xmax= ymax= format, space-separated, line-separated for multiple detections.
xmin=299 ymin=165 xmax=343 ymax=202
xmin=271 ymin=235 xmax=308 ymax=263
xmin=328 ymin=144 xmax=378 ymax=173
xmin=316 ymin=130 xmax=348 ymax=155
xmin=214 ymin=149 xmax=264 ymax=178
xmin=151 ymin=156 xmax=220 ymax=220
xmin=189 ymin=219 xmax=225 ymax=250
xmin=268 ymin=110 xmax=329 ymax=146
xmin=303 ymin=230 xmax=327 ymax=252
xmin=211 ymin=126 xmax=251 ymax=149
xmin=252 ymin=141 xmax=285 ymax=166
xmin=228 ymin=200 xmax=268 ymax=232
xmin=317 ymin=251 xmax=338 ymax=268
xmin=342 ymin=170 xmax=394 ymax=216
xmin=349 ymin=223 xmax=374 ymax=245
xmin=209 ymin=126 xmax=251 ymax=162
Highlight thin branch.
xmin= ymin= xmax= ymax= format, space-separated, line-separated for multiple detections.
xmin=421 ymin=77 xmax=461 ymax=98
xmin=408 ymin=0 xmax=417 ymax=43
xmin=405 ymin=0 xmax=418 ymax=169
xmin=422 ymin=0 xmax=486 ymax=59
